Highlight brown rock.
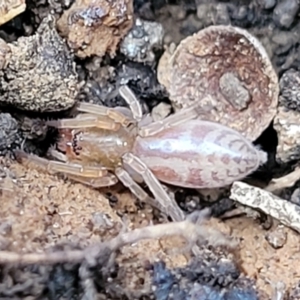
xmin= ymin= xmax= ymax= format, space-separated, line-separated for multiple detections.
xmin=57 ymin=0 xmax=134 ymax=59
xmin=0 ymin=15 xmax=80 ymax=112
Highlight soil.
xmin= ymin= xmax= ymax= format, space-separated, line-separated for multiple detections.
xmin=1 ymin=0 xmax=300 ymax=299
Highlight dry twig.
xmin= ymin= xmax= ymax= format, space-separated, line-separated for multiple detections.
xmin=231 ymin=181 xmax=300 ymax=233
xmin=0 ymin=210 xmax=236 ymax=267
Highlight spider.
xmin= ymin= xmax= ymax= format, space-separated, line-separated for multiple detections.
xmin=15 ymin=86 xmax=267 ymax=222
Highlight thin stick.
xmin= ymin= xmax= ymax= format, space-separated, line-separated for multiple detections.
xmin=231 ymin=181 xmax=300 ymax=233
xmin=0 ymin=211 xmax=235 ymax=266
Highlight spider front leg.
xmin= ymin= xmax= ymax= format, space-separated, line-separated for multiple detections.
xmin=121 ymin=153 xmax=185 ymax=222
xmin=75 ymin=102 xmax=134 ymax=127
xmin=46 ymin=113 xmax=122 ymax=131
xmin=119 ymin=85 xmax=143 ymax=122
xmin=14 ymin=150 xmax=118 ymax=188
xmin=47 ymin=85 xmax=142 ymax=130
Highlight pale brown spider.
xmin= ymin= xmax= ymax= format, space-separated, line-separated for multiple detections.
xmin=15 ymin=85 xmax=267 ymax=222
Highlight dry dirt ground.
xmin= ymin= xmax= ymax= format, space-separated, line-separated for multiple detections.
xmin=1 ymin=158 xmax=300 ymax=299
xmin=2 ymin=0 xmax=300 ymax=299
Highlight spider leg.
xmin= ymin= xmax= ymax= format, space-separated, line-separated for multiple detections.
xmin=47 ymin=85 xmax=142 ymax=130
xmin=76 ymin=102 xmax=134 ymax=127
xmin=14 ymin=150 xmax=117 ymax=187
xmin=119 ymin=85 xmax=143 ymax=122
xmin=121 ymin=153 xmax=185 ymax=222
xmin=46 ymin=114 xmax=121 ymax=131
xmin=115 ymin=167 xmax=161 ymax=211
xmin=138 ymin=95 xmax=214 ymax=137
xmin=66 ymin=173 xmax=117 ymax=188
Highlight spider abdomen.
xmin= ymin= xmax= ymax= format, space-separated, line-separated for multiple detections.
xmin=133 ymin=120 xmax=267 ymax=188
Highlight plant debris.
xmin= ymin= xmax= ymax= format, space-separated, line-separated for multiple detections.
xmin=157 ymin=25 xmax=279 ymax=141
xmin=0 ymin=210 xmax=235 ymax=266
xmin=230 ymin=181 xmax=300 ymax=233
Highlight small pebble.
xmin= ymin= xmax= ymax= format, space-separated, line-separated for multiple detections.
xmin=265 ymin=226 xmax=287 ymax=249
xmin=273 ymin=0 xmax=299 ymax=28
xmin=120 ymin=18 xmax=164 ymax=64
xmin=261 ymin=0 xmax=277 ymax=9
xmin=151 ymin=102 xmax=172 ymax=122
xmin=0 ymin=113 xmax=22 ymax=155
xmin=279 ymin=69 xmax=300 ymax=112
